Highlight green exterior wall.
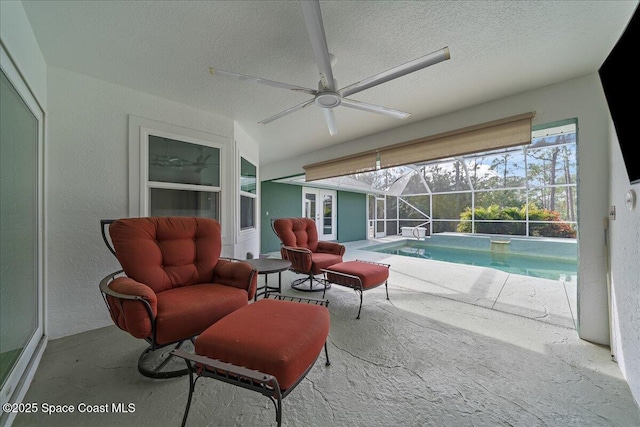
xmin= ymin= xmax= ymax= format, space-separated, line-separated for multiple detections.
xmin=261 ymin=181 xmax=302 ymax=253
xmin=337 ymin=191 xmax=367 ymax=242
xmin=260 ymin=182 xmax=367 ymax=253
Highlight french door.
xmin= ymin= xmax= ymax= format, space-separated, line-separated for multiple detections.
xmin=302 ymin=187 xmax=337 ymax=241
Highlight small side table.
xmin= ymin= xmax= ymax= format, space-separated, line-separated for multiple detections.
xmin=244 ymin=258 xmax=292 ymax=300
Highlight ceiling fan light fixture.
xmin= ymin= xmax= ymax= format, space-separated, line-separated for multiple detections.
xmin=315 ymin=92 xmax=342 ymax=108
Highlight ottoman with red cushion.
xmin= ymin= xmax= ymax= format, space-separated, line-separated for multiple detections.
xmin=172 ymin=294 xmax=330 ymax=427
xmin=322 ymin=260 xmax=390 ymax=319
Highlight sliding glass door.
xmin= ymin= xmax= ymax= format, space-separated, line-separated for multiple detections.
xmin=1 ymin=46 xmax=45 ymax=417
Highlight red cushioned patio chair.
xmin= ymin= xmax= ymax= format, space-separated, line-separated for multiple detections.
xmin=271 ymin=217 xmax=345 ymax=292
xmin=99 ymin=217 xmax=257 ymax=378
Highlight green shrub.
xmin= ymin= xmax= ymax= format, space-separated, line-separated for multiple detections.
xmin=457 ymin=204 xmax=576 ymax=238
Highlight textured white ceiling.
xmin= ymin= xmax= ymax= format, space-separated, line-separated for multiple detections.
xmin=22 ymin=0 xmax=638 ymax=165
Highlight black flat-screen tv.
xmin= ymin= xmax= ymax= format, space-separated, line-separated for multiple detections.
xmin=598 ymin=5 xmax=640 ymax=185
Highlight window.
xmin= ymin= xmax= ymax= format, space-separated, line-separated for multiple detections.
xmin=128 ymin=116 xmax=229 ymax=224
xmin=146 ymin=134 xmax=221 ymax=219
xmin=239 ymin=156 xmax=257 ymax=230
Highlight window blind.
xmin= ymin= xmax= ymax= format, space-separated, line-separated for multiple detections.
xmin=304 ymin=151 xmax=378 ymax=182
xmin=304 ymin=112 xmax=535 ymax=181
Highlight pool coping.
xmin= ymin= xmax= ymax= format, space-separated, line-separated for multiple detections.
xmin=363 ymin=233 xmax=578 ymax=261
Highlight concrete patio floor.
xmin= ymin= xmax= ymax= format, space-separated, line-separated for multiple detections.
xmin=11 ymin=239 xmax=639 ymax=426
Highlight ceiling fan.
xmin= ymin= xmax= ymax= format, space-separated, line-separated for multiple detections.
xmin=209 ymin=0 xmax=450 ymax=136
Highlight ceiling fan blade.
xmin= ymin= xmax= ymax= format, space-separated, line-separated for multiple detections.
xmin=339 ymin=47 xmax=450 ymax=98
xmin=322 ymin=108 xmax=338 ymax=136
xmin=300 ymin=0 xmax=336 ymax=91
xmin=258 ymin=99 xmax=315 ymax=124
xmin=209 ymin=68 xmax=317 ymax=95
xmin=341 ymin=98 xmax=410 ymax=120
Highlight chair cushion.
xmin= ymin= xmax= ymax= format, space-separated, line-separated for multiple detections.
xmin=155 ymin=283 xmax=248 ymax=345
xmin=273 ymin=218 xmax=319 ymax=253
xmin=324 ymin=261 xmax=389 ymax=289
xmin=110 ymin=217 xmax=222 ymax=293
xmin=195 ymin=299 xmax=330 ymax=390
xmin=311 ymin=252 xmax=344 ymax=274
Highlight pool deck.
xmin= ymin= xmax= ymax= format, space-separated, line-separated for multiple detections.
xmin=338 ymin=236 xmax=577 ymax=330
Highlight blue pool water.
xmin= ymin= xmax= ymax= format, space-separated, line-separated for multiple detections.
xmin=367 ymin=236 xmax=577 ymax=281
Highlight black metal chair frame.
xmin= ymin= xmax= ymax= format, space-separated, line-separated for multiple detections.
xmin=270 ymin=219 xmax=333 ymax=293
xmin=99 ymin=219 xmax=196 ymax=378
xmin=281 ymin=245 xmax=332 ymax=292
xmin=322 ymin=260 xmax=390 ymax=319
xmin=98 ymin=219 xmax=256 ymax=379
xmin=172 ymin=293 xmax=330 ymax=427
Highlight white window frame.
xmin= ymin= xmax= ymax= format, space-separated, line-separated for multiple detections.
xmin=237 ymin=150 xmax=258 ymax=240
xmin=140 ymin=127 xmax=224 ymax=218
xmin=128 ymin=116 xmax=229 ymax=239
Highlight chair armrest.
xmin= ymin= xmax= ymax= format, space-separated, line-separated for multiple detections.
xmin=99 ymin=272 xmax=157 ymax=339
xmin=316 ymin=241 xmax=346 ymax=256
xmin=281 ymin=246 xmax=313 ymax=273
xmin=213 ymin=259 xmax=258 ymax=300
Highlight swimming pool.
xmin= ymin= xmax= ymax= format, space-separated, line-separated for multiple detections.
xmin=366 ymin=234 xmax=577 ymax=281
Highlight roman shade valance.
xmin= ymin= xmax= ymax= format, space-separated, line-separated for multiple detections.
xmin=304 ymin=152 xmax=378 ymax=182
xmin=303 ymin=112 xmax=535 ymax=181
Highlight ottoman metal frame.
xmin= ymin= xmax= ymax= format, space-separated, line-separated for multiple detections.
xmin=322 ymin=260 xmax=390 ymax=319
xmin=172 ymin=293 xmax=330 ymax=427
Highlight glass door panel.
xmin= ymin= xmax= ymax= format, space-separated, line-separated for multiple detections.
xmin=303 ymin=192 xmax=317 ymax=221
xmin=368 ymin=195 xmax=375 ymax=238
xmin=375 ymin=197 xmax=386 ymax=237
xmin=0 ymin=55 xmax=43 ymax=415
xmin=322 ymin=194 xmax=333 ymax=236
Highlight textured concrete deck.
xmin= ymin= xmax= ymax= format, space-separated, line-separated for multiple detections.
xmin=12 ymin=240 xmax=639 ymax=426
xmin=344 ymin=238 xmax=578 ymax=330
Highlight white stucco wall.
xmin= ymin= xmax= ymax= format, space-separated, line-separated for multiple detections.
xmin=46 ymin=66 xmax=234 ymax=339
xmin=608 ymin=125 xmax=640 ymax=406
xmin=263 ymin=74 xmax=612 ymax=346
xmin=0 ymin=1 xmax=47 ymax=108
